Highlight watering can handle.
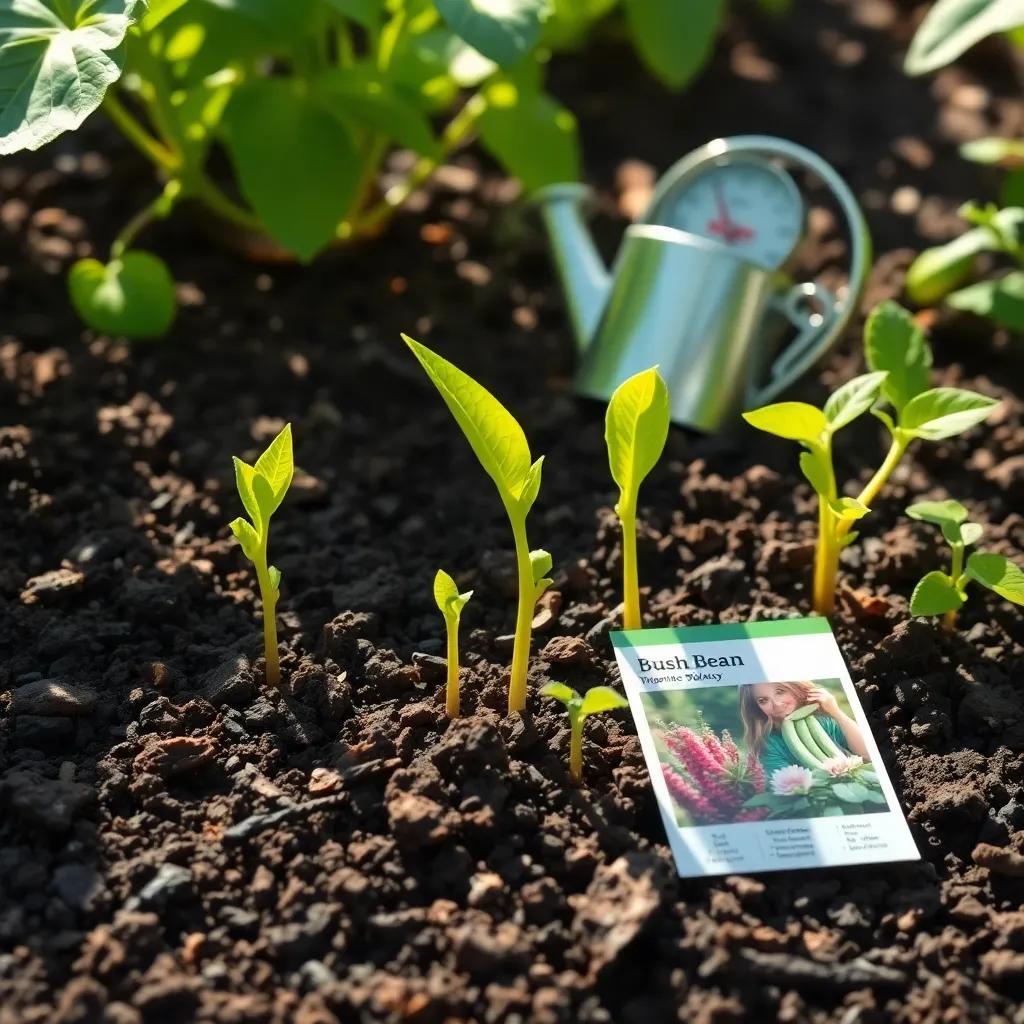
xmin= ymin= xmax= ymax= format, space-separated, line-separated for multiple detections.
xmin=676 ymin=136 xmax=873 ymax=409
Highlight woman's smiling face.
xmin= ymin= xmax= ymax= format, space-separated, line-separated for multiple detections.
xmin=751 ymin=682 xmax=799 ymax=722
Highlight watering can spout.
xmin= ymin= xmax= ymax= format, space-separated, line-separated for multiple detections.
xmin=534 ymin=183 xmax=611 ymax=351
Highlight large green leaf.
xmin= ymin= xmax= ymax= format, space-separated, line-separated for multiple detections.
xmin=966 ymin=552 xmax=1024 ymax=604
xmin=67 ymin=250 xmax=177 ymax=339
xmin=316 ymin=67 xmax=439 ymax=156
xmin=864 ymin=301 xmax=932 ymax=413
xmin=605 ymin=366 xmax=670 ymax=511
xmin=623 ymin=0 xmax=724 ymax=90
xmin=402 ymin=335 xmax=537 ymax=509
xmin=0 ymin=0 xmax=144 ymax=154
xmin=433 ymin=0 xmax=545 ymax=67
xmin=220 ymin=79 xmax=359 ymax=262
xmin=478 ymin=78 xmax=579 ymax=192
xmin=900 ymin=387 xmax=1000 ymax=440
xmin=905 ymin=0 xmax=1024 ymax=76
xmin=947 ymin=272 xmax=1024 ymax=331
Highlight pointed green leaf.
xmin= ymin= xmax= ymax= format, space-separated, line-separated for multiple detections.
xmin=742 ymin=402 xmax=827 ymax=445
xmin=403 ymin=335 xmax=536 ymax=507
xmin=220 ymin=78 xmax=360 ymax=262
xmin=530 ymin=548 xmax=553 ymax=601
xmin=478 ymin=79 xmax=579 ymax=193
xmin=233 ymin=457 xmax=262 ymax=534
xmin=901 ymin=387 xmax=1000 ymax=440
xmin=268 ymin=565 xmax=282 ymax=597
xmin=540 ymin=681 xmax=578 ymax=706
xmin=433 ymin=0 xmax=545 ymax=67
xmin=0 ymin=0 xmax=144 ymax=155
xmin=966 ymin=552 xmax=1024 ymax=605
xmin=906 ymin=499 xmax=969 ymax=528
xmin=579 ymin=685 xmax=629 ymax=717
xmin=229 ymin=517 xmax=259 ymax=561
xmin=799 ymin=448 xmax=832 ymax=496
xmin=961 ymin=522 xmax=984 ymax=547
xmin=910 ymin=571 xmax=966 ymax=615
xmin=823 ymin=371 xmax=888 ymax=431
xmin=516 ymin=457 xmax=544 ymax=516
xmin=864 ymin=301 xmax=933 ymax=413
xmin=904 ymin=0 xmax=1024 ymax=75
xmin=254 ymin=423 xmax=294 ymax=503
xmin=624 ymin=0 xmax=725 ymax=90
xmin=606 ymin=366 xmax=670 ymax=514
xmin=433 ymin=569 xmax=472 ymax=618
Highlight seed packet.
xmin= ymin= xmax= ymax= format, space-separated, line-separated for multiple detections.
xmin=611 ymin=617 xmax=920 ymax=878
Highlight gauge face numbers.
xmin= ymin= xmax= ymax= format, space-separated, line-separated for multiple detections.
xmin=667 ymin=160 xmax=802 ymax=269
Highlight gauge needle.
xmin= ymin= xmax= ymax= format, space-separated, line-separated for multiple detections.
xmin=708 ymin=183 xmax=755 ymax=244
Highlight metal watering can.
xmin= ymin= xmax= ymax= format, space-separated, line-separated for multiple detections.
xmin=535 ymin=136 xmax=871 ymax=432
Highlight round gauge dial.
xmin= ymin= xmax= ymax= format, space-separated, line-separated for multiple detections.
xmin=665 ymin=159 xmax=802 ymax=269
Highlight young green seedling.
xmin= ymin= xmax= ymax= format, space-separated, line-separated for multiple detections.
xmin=404 ymin=335 xmax=550 ymax=715
xmin=744 ymin=301 xmax=999 ymax=615
xmin=907 ymin=500 xmax=1024 ymax=632
xmin=540 ymin=683 xmax=629 ymax=784
xmin=606 ymin=366 xmax=671 ymax=630
xmin=228 ymin=424 xmax=294 ymax=688
xmin=434 ymin=569 xmax=473 ymax=718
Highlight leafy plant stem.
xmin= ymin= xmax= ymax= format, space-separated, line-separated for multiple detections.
xmin=102 ymin=91 xmax=179 ymax=173
xmin=110 ymin=180 xmax=181 ymax=259
xmin=813 ymin=503 xmax=841 ymax=616
xmin=445 ymin=616 xmax=460 ymax=718
xmin=354 ymin=93 xmax=488 ymax=235
xmin=569 ymin=711 xmax=583 ymax=783
xmin=849 ymin=433 xmax=910 ymax=529
xmin=943 ymin=544 xmax=966 ymax=633
xmin=508 ymin=516 xmax=534 ymax=715
xmin=619 ymin=500 xmax=641 ymax=629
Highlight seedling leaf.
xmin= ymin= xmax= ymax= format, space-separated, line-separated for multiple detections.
xmin=947 ymin=272 xmax=1024 ymax=331
xmin=966 ymin=552 xmax=1024 ymax=605
xmin=961 ymin=522 xmax=984 ymax=547
xmin=823 ymin=371 xmax=888 ymax=431
xmin=799 ymin=449 xmax=832 ymax=495
xmin=579 ymin=686 xmax=629 ymax=717
xmin=828 ymin=497 xmax=870 ymax=522
xmin=268 ymin=565 xmax=282 ymax=595
xmin=229 ymin=517 xmax=259 ymax=560
xmin=743 ymin=402 xmax=827 ymax=445
xmin=233 ymin=458 xmax=262 ymax=533
xmin=864 ymin=301 xmax=932 ymax=413
xmin=606 ymin=366 xmax=671 ymax=502
xmin=530 ymin=548 xmax=553 ymax=601
xmin=906 ymin=499 xmax=969 ymax=527
xmin=904 ymin=0 xmax=1024 ymax=76
xmin=910 ymin=571 xmax=965 ymax=615
xmin=403 ymin=335 xmax=533 ymax=506
xmin=254 ymin=423 xmax=294 ymax=503
xmin=434 ymin=569 xmax=472 ymax=618
xmin=68 ymin=252 xmax=177 ymax=339
xmin=540 ymin=682 xmax=578 ymax=705
xmin=517 ymin=457 xmax=544 ymax=516
xmin=901 ymin=387 xmax=1000 ymax=440
xmin=252 ymin=473 xmax=278 ymax=524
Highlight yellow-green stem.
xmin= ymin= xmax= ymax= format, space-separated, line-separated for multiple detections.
xmin=110 ymin=180 xmax=181 ymax=259
xmin=445 ymin=619 xmax=460 ymax=718
xmin=102 ymin=91 xmax=179 ymax=172
xmin=508 ymin=518 xmax=534 ymax=715
xmin=812 ymin=499 xmax=840 ymax=616
xmin=844 ymin=434 xmax=910 ymax=539
xmin=569 ymin=716 xmax=583 ymax=783
xmin=942 ymin=608 xmax=959 ymax=633
xmin=943 ymin=546 xmax=966 ymax=635
xmin=255 ymin=536 xmax=280 ymax=687
xmin=619 ymin=501 xmax=641 ymax=630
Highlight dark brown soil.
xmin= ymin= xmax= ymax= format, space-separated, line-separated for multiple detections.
xmin=2 ymin=1 xmax=1024 ymax=1022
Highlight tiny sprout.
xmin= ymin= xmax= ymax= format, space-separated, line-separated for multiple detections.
xmin=228 ymin=423 xmax=294 ymax=687
xmin=434 ymin=569 xmax=473 ymax=718
xmin=404 ymin=334 xmax=549 ymax=715
xmin=605 ymin=366 xmax=670 ymax=630
xmin=540 ymin=683 xmax=629 ymax=784
xmin=907 ymin=500 xmax=1024 ymax=633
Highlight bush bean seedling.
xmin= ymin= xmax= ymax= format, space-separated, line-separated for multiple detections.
xmin=228 ymin=424 xmax=294 ymax=687
xmin=540 ymin=683 xmax=629 ymax=784
xmin=605 ymin=366 xmax=670 ymax=629
xmin=433 ymin=569 xmax=473 ymax=717
xmin=744 ymin=301 xmax=998 ymax=615
xmin=906 ymin=499 xmax=1024 ymax=632
xmin=404 ymin=335 xmax=550 ymax=714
